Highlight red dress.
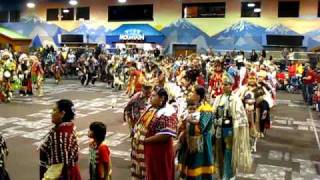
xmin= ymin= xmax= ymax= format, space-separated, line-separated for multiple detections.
xmin=131 ymin=70 xmax=143 ymax=93
xmin=144 ymin=106 xmax=178 ymax=180
xmin=209 ymin=72 xmax=223 ymax=97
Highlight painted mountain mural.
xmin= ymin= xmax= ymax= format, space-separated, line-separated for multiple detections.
xmin=304 ymin=29 xmax=320 ymax=50
xmin=68 ymin=24 xmax=112 ymax=44
xmin=265 ymin=24 xmax=320 ymax=49
xmin=2 ymin=16 xmax=66 ymax=47
xmin=305 ymin=29 xmax=320 ymax=42
xmin=161 ymin=19 xmax=210 ymax=53
xmin=210 ymin=20 xmax=266 ymax=51
xmin=265 ymin=24 xmax=299 ymax=35
xmin=0 ymin=16 xmax=319 ymax=51
xmin=264 ymin=24 xmax=300 ymax=46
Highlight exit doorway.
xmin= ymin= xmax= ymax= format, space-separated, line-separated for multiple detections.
xmin=173 ymin=44 xmax=197 ymax=57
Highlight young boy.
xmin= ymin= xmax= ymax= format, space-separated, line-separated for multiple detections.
xmin=88 ymin=122 xmax=112 ymax=180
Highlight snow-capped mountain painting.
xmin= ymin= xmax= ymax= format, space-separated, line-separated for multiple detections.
xmin=305 ymin=37 xmax=320 ymax=50
xmin=210 ymin=20 xmax=266 ymax=51
xmin=265 ymin=24 xmax=320 ymax=49
xmin=161 ymin=19 xmax=210 ymax=54
xmin=305 ymin=29 xmax=320 ymax=42
xmin=1 ymin=15 xmax=320 ymax=51
xmin=265 ymin=24 xmax=299 ymax=35
xmin=1 ymin=16 xmax=66 ymax=47
xmin=223 ymin=20 xmax=266 ymax=35
xmin=304 ymin=29 xmax=320 ymax=49
xmin=68 ymin=24 xmax=111 ymax=44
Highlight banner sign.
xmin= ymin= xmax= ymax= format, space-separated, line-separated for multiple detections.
xmin=119 ymin=29 xmax=145 ymax=41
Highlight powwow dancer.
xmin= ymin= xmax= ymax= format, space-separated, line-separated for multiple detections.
xmin=30 ymin=56 xmax=45 ymax=97
xmin=213 ymin=73 xmax=252 ymax=179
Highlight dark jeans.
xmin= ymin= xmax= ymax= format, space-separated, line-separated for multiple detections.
xmin=303 ymin=84 xmax=314 ymax=105
xmin=86 ymin=73 xmax=96 ymax=86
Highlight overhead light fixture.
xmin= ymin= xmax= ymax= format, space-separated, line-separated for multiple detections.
xmin=254 ymin=8 xmax=261 ymax=13
xmin=63 ymin=9 xmax=70 ymax=13
xmin=118 ymin=0 xmax=127 ymax=3
xmin=69 ymin=0 xmax=78 ymax=6
xmin=247 ymin=3 xmax=256 ymax=7
xmin=26 ymin=2 xmax=35 ymax=8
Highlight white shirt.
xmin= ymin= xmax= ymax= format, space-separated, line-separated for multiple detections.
xmin=67 ymin=54 xmax=76 ymax=64
xmin=234 ymin=55 xmax=246 ymax=63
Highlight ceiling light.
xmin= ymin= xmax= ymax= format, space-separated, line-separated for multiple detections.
xmin=254 ymin=8 xmax=261 ymax=13
xmin=118 ymin=0 xmax=127 ymax=3
xmin=63 ymin=9 xmax=70 ymax=13
xmin=69 ymin=0 xmax=78 ymax=6
xmin=247 ymin=3 xmax=255 ymax=7
xmin=26 ymin=2 xmax=35 ymax=8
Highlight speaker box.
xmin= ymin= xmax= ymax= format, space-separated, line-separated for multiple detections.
xmin=61 ymin=34 xmax=84 ymax=43
xmin=266 ymin=35 xmax=304 ymax=46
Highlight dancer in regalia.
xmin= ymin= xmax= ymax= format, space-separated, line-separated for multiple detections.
xmin=126 ymin=63 xmax=144 ymax=96
xmin=131 ymin=87 xmax=177 ymax=180
xmin=238 ymin=72 xmax=259 ymax=152
xmin=51 ymin=58 xmax=64 ymax=85
xmin=253 ymin=84 xmax=271 ymax=138
xmin=0 ymin=51 xmax=16 ymax=102
xmin=177 ymin=86 xmax=215 ymax=180
xmin=30 ymin=56 xmax=44 ymax=97
xmin=213 ymin=73 xmax=252 ymax=179
xmin=18 ymin=55 xmax=31 ymax=96
xmin=123 ymin=82 xmax=153 ymax=136
xmin=209 ymin=61 xmax=225 ymax=103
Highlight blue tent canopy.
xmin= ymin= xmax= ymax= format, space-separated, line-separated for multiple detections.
xmin=106 ymin=24 xmax=164 ymax=44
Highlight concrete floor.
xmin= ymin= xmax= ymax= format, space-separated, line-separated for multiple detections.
xmin=0 ymin=80 xmax=319 ymax=180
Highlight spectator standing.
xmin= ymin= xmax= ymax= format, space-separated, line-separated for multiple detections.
xmin=250 ymin=50 xmax=258 ymax=63
xmin=66 ymin=50 xmax=76 ymax=77
xmin=288 ymin=62 xmax=297 ymax=81
xmin=302 ymin=64 xmax=317 ymax=105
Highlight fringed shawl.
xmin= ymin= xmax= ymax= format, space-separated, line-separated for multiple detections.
xmin=230 ymin=95 xmax=253 ymax=174
xmin=40 ymin=122 xmax=79 ymax=167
